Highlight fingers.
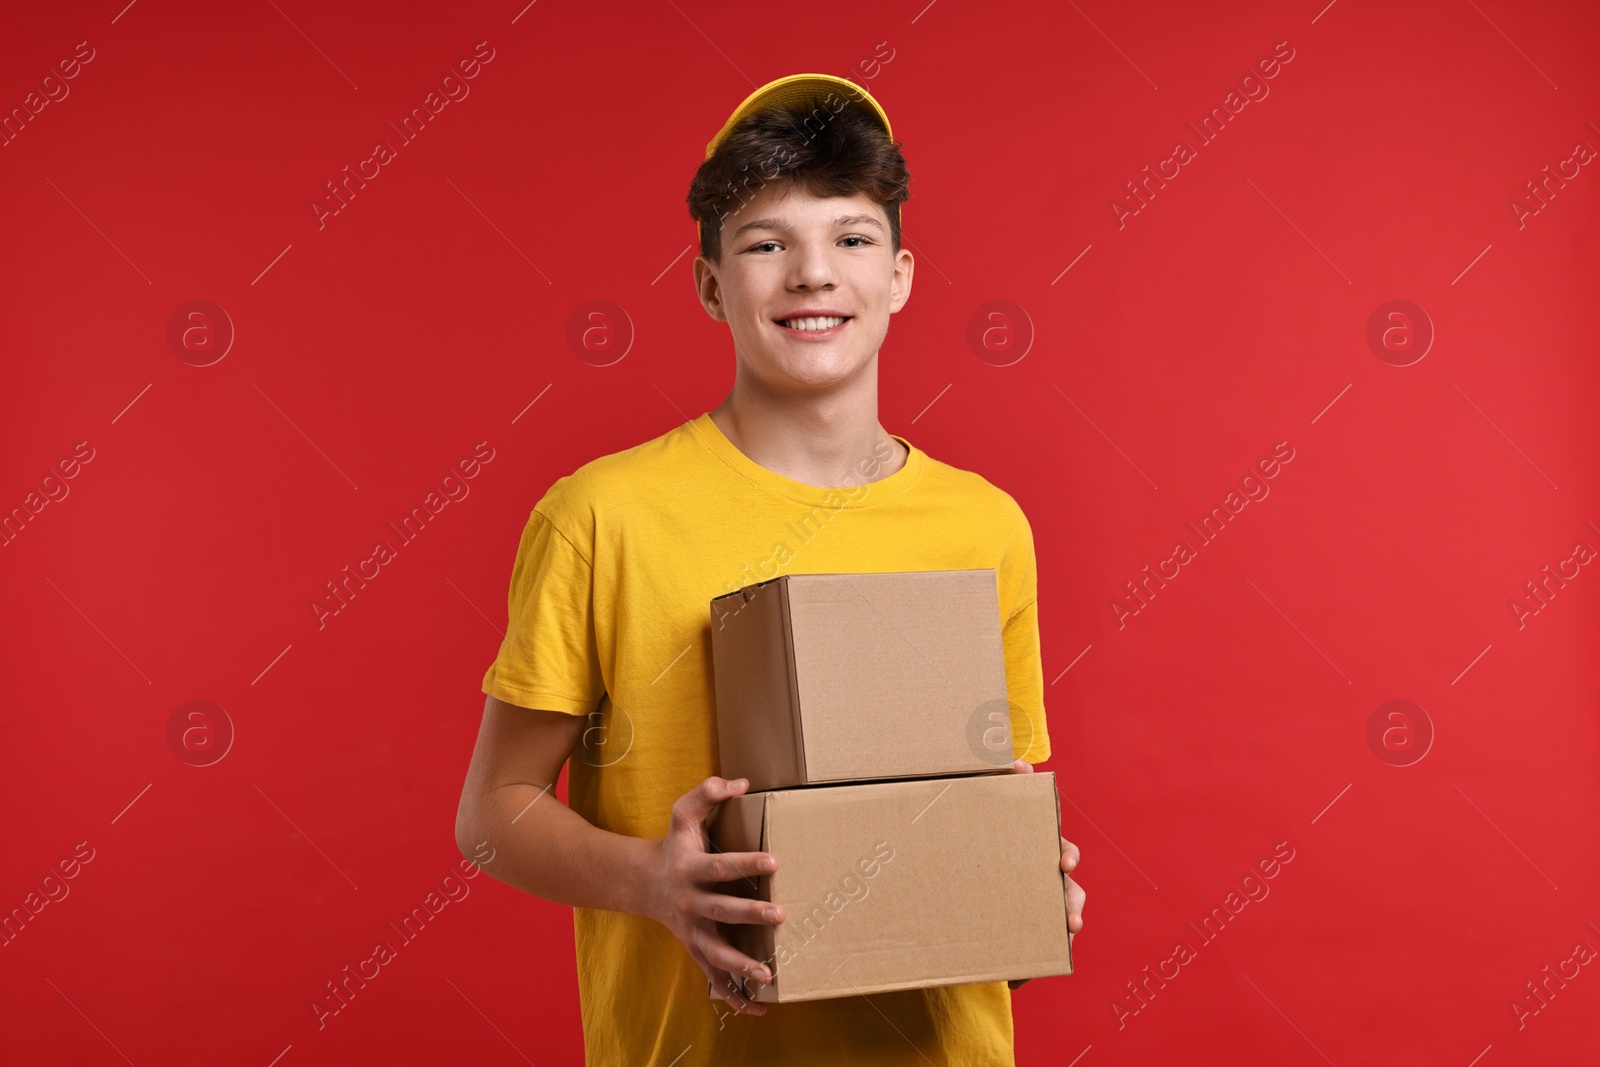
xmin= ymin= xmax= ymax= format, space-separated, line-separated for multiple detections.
xmin=693 ymin=945 xmax=766 ymax=1017
xmin=1010 ymin=758 xmax=1034 ymax=774
xmin=709 ymin=968 xmax=767 ymax=1015
xmin=1065 ymin=875 xmax=1086 ymax=934
xmin=690 ymin=849 xmax=778 ymax=885
xmin=670 ymin=776 xmax=749 ymax=835
xmin=1061 ymin=836 xmax=1085 ymax=936
xmin=698 ymin=891 xmax=786 ymax=926
xmin=693 ymin=924 xmax=775 ymax=986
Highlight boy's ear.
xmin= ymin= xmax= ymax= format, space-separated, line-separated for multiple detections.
xmin=693 ymin=256 xmax=729 ymax=323
xmin=888 ymin=247 xmax=915 ymax=314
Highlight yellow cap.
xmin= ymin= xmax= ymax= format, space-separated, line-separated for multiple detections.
xmin=698 ymin=73 xmax=897 ymax=245
xmin=704 ymin=73 xmax=893 ymax=160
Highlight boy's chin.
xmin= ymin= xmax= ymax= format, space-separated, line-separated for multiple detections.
xmin=768 ymin=364 xmax=868 ymax=393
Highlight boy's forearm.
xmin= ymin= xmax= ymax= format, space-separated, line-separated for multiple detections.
xmin=462 ymin=783 xmax=657 ymax=918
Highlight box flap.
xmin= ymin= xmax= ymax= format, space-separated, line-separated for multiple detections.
xmin=706 ymin=791 xmax=776 ymax=999
xmin=1050 ymin=772 xmax=1073 ymax=975
xmin=776 ymin=577 xmax=807 ymax=783
xmin=709 ymin=578 xmax=805 ymax=790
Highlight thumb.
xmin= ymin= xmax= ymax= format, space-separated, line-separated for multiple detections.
xmin=671 ymin=775 xmax=748 ymax=837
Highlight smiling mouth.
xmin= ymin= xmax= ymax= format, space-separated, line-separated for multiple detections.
xmin=774 ymin=315 xmax=852 ymax=332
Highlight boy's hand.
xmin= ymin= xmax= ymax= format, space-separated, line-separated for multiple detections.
xmin=641 ymin=775 xmax=785 ymax=1016
xmin=1006 ymin=758 xmax=1085 ymax=991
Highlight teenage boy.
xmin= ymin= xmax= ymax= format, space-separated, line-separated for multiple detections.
xmin=456 ymin=73 xmax=1085 ymax=1065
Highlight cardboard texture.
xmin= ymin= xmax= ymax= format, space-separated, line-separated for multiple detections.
xmin=708 ymin=569 xmax=1014 ymax=791
xmin=708 ymin=771 xmax=1072 ymax=1003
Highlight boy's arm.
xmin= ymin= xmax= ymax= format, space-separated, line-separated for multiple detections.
xmin=454 ymin=693 xmax=783 ymax=1015
xmin=454 ymin=694 xmax=648 ymax=913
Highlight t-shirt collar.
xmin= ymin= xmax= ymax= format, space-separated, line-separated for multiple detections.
xmin=687 ymin=411 xmax=923 ymax=508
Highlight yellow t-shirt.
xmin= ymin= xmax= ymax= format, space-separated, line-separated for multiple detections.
xmin=481 ymin=411 xmax=1052 ymax=1066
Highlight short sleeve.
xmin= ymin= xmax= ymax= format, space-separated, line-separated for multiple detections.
xmin=1001 ymin=512 xmax=1052 ymax=763
xmin=480 ymin=508 xmax=606 ymax=715
xmin=1004 ymin=597 xmax=1051 ymax=762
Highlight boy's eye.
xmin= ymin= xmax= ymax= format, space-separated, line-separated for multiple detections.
xmin=748 ymin=236 xmax=871 ymax=252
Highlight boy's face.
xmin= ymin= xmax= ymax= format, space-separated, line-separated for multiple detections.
xmin=693 ymin=181 xmax=913 ymax=395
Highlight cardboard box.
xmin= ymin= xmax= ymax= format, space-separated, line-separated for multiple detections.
xmin=707 ymin=770 xmax=1072 ymax=1003
xmin=708 ymin=569 xmax=1016 ymax=791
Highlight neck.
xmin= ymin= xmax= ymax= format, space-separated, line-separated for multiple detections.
xmin=709 ymin=374 xmax=907 ymax=490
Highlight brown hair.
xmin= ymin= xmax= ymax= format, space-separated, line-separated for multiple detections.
xmin=686 ymin=92 xmax=911 ymax=264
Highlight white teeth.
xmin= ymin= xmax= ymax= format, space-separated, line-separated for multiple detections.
xmin=779 ymin=316 xmax=847 ymax=331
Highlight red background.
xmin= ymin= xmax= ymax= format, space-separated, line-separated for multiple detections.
xmin=2 ymin=0 xmax=1597 ymax=1063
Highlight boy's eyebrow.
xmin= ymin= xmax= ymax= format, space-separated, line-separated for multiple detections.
xmin=730 ymin=213 xmax=885 ymax=240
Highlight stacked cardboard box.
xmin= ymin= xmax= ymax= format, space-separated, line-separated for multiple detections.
xmin=706 ymin=569 xmax=1073 ymax=1004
